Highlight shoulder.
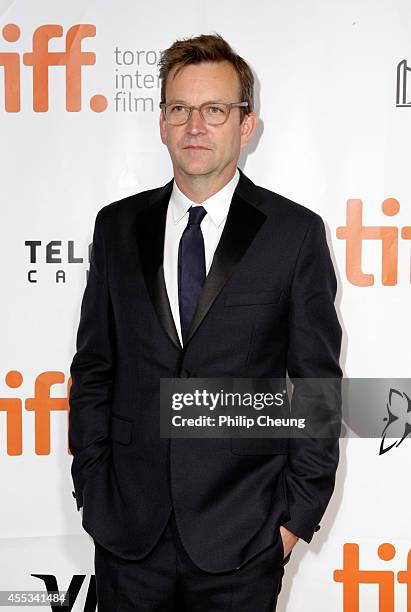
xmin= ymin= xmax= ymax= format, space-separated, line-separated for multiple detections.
xmin=247 ymin=181 xmax=325 ymax=246
xmin=93 ymin=179 xmax=173 ymax=227
xmin=257 ymin=183 xmax=321 ymax=225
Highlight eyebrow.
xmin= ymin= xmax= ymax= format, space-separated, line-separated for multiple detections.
xmin=165 ymin=99 xmax=227 ymax=105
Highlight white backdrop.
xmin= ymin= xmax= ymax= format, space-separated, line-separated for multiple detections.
xmin=1 ymin=1 xmax=410 ymax=610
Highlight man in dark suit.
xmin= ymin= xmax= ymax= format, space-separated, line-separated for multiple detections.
xmin=69 ymin=33 xmax=342 ymax=611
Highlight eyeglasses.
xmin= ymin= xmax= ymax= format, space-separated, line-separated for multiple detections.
xmin=159 ymin=101 xmax=249 ymax=126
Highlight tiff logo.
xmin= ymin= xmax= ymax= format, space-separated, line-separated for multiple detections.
xmin=336 ymin=198 xmax=411 ymax=286
xmin=0 ymin=370 xmax=71 ymax=456
xmin=334 ymin=543 xmax=411 ymax=612
xmin=0 ymin=23 xmax=107 ymax=112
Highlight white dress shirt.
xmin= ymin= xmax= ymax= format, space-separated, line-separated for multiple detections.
xmin=163 ymin=168 xmax=240 ymax=347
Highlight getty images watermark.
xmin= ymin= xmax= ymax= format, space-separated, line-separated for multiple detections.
xmin=160 ymin=378 xmax=341 ymax=439
xmin=160 ymin=378 xmax=411 ymax=451
xmin=169 ymin=385 xmax=306 ymax=431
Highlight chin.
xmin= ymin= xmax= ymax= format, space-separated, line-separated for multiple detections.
xmin=178 ymin=161 xmax=213 ymax=176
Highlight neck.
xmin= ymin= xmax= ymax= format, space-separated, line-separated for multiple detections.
xmin=173 ymin=165 xmax=237 ymax=203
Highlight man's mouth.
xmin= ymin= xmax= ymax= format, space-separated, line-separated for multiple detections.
xmin=183 ymin=145 xmax=210 ymax=150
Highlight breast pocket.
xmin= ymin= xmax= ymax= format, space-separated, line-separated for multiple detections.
xmin=224 ymin=289 xmax=283 ymax=307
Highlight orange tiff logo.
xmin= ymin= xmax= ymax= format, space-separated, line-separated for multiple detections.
xmin=334 ymin=543 xmax=411 ymax=612
xmin=0 ymin=23 xmax=107 ymax=112
xmin=336 ymin=198 xmax=411 ymax=286
xmin=0 ymin=370 xmax=72 ymax=455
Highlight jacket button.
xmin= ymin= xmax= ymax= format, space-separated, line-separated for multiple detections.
xmin=314 ymin=525 xmax=321 ymax=532
xmin=180 ymin=369 xmax=190 ymax=378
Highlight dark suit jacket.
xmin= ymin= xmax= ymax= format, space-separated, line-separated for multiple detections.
xmin=68 ymin=166 xmax=342 ymax=573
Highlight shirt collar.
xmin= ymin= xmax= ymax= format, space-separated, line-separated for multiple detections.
xmin=170 ymin=168 xmax=240 ymax=227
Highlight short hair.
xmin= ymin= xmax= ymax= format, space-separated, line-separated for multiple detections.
xmin=158 ymin=32 xmax=254 ymax=123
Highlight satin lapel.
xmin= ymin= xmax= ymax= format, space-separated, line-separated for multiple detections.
xmin=184 ymin=170 xmax=267 ymax=346
xmin=136 ymin=179 xmax=182 ymax=350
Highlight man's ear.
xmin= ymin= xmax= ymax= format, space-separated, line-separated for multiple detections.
xmin=240 ymin=112 xmax=258 ymax=148
xmin=159 ymin=112 xmax=168 ymax=145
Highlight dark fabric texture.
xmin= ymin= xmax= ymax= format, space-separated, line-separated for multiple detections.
xmin=94 ymin=510 xmax=287 ymax=611
xmin=68 ymin=167 xmax=343 ymax=573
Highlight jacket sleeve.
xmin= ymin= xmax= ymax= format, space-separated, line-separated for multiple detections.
xmin=283 ymin=213 xmax=343 ymax=542
xmin=68 ymin=207 xmax=114 ymax=511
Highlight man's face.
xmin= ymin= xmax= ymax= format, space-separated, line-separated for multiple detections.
xmin=159 ymin=60 xmax=257 ymax=180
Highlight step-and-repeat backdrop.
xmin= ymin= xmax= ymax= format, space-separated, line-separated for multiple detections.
xmin=1 ymin=1 xmax=410 ymax=610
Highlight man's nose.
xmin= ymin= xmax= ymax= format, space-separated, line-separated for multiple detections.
xmin=186 ymin=108 xmax=207 ymax=133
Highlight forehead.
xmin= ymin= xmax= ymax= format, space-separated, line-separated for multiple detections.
xmin=165 ymin=60 xmax=241 ymax=102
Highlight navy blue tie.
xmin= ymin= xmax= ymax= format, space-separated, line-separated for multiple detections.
xmin=178 ymin=205 xmax=207 ymax=345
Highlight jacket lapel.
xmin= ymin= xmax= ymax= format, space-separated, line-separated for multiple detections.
xmin=184 ymin=172 xmax=267 ymax=344
xmin=136 ymin=167 xmax=267 ymax=351
xmin=136 ymin=179 xmax=181 ymax=349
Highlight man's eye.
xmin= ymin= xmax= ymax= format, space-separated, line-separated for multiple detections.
xmin=170 ymin=105 xmax=185 ymax=112
xmin=207 ymin=106 xmax=224 ymax=113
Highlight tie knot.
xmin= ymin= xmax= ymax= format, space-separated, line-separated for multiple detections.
xmin=188 ymin=205 xmax=207 ymax=226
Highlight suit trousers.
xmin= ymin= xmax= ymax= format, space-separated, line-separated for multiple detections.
xmin=94 ymin=509 xmax=290 ymax=611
